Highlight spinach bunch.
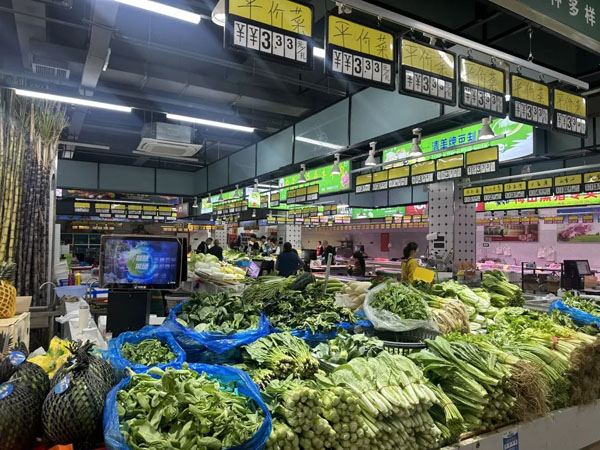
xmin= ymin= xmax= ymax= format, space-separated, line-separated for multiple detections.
xmin=120 ymin=339 xmax=175 ymax=366
xmin=370 ymin=282 xmax=431 ymax=321
xmin=314 ymin=332 xmax=384 ymax=364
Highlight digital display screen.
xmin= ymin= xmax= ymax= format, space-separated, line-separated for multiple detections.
xmin=247 ymin=261 xmax=261 ymax=278
xmin=100 ymin=236 xmax=181 ymax=288
xmin=577 ymin=260 xmax=592 ymax=276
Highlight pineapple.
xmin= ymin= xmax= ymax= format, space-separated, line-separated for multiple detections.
xmin=0 ymin=262 xmax=17 ymax=319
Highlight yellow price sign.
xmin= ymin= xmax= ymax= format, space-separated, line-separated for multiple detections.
xmin=74 ymin=202 xmax=90 ymax=212
xmin=504 ymin=181 xmax=526 ymax=192
xmin=528 ymin=178 xmax=552 ymax=189
xmin=554 ymin=89 xmax=586 ymax=117
xmin=436 ymin=154 xmax=464 ymax=170
xmin=307 ymin=184 xmax=319 ymax=194
xmin=228 ymin=0 xmax=312 ymax=36
xmin=555 ymin=174 xmax=582 ymax=186
xmin=464 ymin=187 xmax=482 ymax=196
xmin=112 ymin=204 xmax=126 ymax=210
xmin=356 ymin=173 xmax=372 ymax=185
xmin=373 ymin=170 xmax=389 ymax=182
xmin=401 ymin=40 xmax=455 ymax=79
xmin=388 ymin=166 xmax=409 ymax=179
xmin=411 ymin=160 xmax=435 ymax=175
xmin=128 ymin=204 xmax=142 ymax=211
xmin=483 ymin=184 xmax=503 ymax=194
xmin=466 ymin=146 xmax=498 ymax=165
xmin=460 ymin=58 xmax=504 ymax=93
xmin=328 ymin=15 xmax=393 ymax=60
xmin=585 ymin=172 xmax=600 ymax=183
xmin=511 ymin=74 xmax=549 ymax=106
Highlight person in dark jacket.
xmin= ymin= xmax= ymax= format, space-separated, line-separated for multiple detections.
xmin=276 ymin=242 xmax=303 ymax=277
xmin=208 ymin=239 xmax=223 ymax=261
xmin=196 ymin=237 xmax=212 ymax=254
xmin=348 ymin=251 xmax=366 ymax=277
xmin=321 ymin=240 xmax=336 ymax=264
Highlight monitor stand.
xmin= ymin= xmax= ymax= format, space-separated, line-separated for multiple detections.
xmin=106 ymin=290 xmax=151 ymax=337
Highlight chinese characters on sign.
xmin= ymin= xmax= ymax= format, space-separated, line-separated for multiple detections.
xmin=509 ymin=74 xmax=551 ymax=128
xmin=554 ymin=174 xmax=582 ymax=194
xmin=463 ymin=186 xmax=482 ymax=203
xmin=503 ymin=181 xmax=527 ymax=200
xmin=226 ymin=0 xmax=313 ymax=68
xmin=327 ymin=15 xmax=395 ymax=90
xmin=553 ymin=88 xmax=587 ymax=137
xmin=584 ymin=171 xmax=600 ymax=192
xmin=465 ymin=146 xmax=499 ymax=176
xmin=459 ymin=57 xmax=506 ymax=116
xmin=435 ymin=154 xmax=464 ymax=181
xmin=483 ymin=184 xmax=503 ymax=201
xmin=410 ymin=160 xmax=435 ymax=185
xmin=400 ymin=39 xmax=456 ymax=105
xmin=527 ymin=178 xmax=553 ymax=197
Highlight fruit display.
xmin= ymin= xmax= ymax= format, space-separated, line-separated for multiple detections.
xmin=28 ymin=337 xmax=72 ymax=378
xmin=0 ymin=262 xmax=17 ymax=318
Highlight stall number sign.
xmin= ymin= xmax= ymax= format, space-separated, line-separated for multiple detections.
xmin=270 ymin=192 xmax=280 ymax=207
xmin=327 ymin=15 xmax=395 ymax=90
xmin=306 ymin=184 xmax=319 ymax=201
xmin=388 ymin=166 xmax=409 ymax=188
xmin=527 ymin=178 xmax=553 ymax=197
xmin=295 ymin=186 xmax=307 ymax=203
xmin=483 ymin=184 xmax=503 ymax=201
xmin=142 ymin=205 xmax=157 ymax=220
xmin=226 ymin=0 xmax=313 ymax=69
xmin=260 ymin=195 xmax=269 ymax=208
xmin=128 ymin=204 xmax=142 ymax=219
xmin=553 ymin=88 xmax=587 ymax=137
xmin=459 ymin=57 xmax=506 ymax=116
xmin=584 ymin=172 xmax=600 ymax=192
xmin=356 ymin=173 xmax=372 ymax=193
xmin=503 ymin=181 xmax=527 ymax=199
xmin=463 ymin=186 xmax=482 ymax=203
xmin=509 ymin=74 xmax=550 ymax=129
xmin=400 ymin=39 xmax=456 ymax=106
xmin=435 ymin=154 xmax=464 ymax=181
xmin=465 ymin=146 xmax=498 ymax=176
xmin=411 ymin=160 xmax=435 ymax=185
xmin=111 ymin=204 xmax=127 ymax=219
xmin=286 ymin=188 xmax=296 ymax=204
xmin=554 ymin=174 xmax=582 ymax=195
xmin=74 ymin=202 xmax=90 ymax=213
xmin=372 ymin=170 xmax=389 ymax=191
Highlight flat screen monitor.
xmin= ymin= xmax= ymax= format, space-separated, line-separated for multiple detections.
xmin=100 ymin=235 xmax=182 ymax=289
xmin=565 ymin=260 xmax=593 ymax=277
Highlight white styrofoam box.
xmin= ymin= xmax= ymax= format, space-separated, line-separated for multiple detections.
xmin=0 ymin=312 xmax=30 ymax=350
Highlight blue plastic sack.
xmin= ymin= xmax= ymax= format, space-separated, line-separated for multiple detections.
xmin=107 ymin=325 xmax=186 ymax=374
xmin=289 ymin=320 xmax=371 ymax=346
xmin=163 ymin=300 xmax=272 ymax=354
xmin=549 ymin=299 xmax=600 ymax=328
xmin=103 ymin=363 xmax=272 ymax=450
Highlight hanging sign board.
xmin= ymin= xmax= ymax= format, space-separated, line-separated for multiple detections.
xmin=411 ymin=160 xmax=435 ymax=185
xmin=112 ymin=204 xmax=127 ymax=219
xmin=503 ymin=181 xmax=527 ymax=200
xmin=527 ymin=178 xmax=553 ymax=197
xmin=225 ymin=0 xmax=313 ymax=69
xmin=306 ymin=184 xmax=319 ymax=201
xmin=286 ymin=188 xmax=296 ymax=204
xmin=459 ymin=57 xmax=506 ymax=116
xmin=465 ymin=146 xmax=498 ymax=176
xmin=463 ymin=187 xmax=482 ymax=203
xmin=483 ymin=184 xmax=503 ymax=202
xmin=326 ymin=15 xmax=395 ymax=90
xmin=271 ymin=192 xmax=280 ymax=207
xmin=553 ymin=88 xmax=587 ymax=137
xmin=388 ymin=166 xmax=410 ymax=188
xmin=584 ymin=172 xmax=600 ymax=192
xmin=260 ymin=195 xmax=269 ymax=208
xmin=372 ymin=170 xmax=389 ymax=191
xmin=356 ymin=173 xmax=372 ymax=193
xmin=400 ymin=38 xmax=456 ymax=106
xmin=74 ymin=202 xmax=90 ymax=213
xmin=554 ymin=174 xmax=582 ymax=195
xmin=435 ymin=154 xmax=464 ymax=181
xmin=295 ymin=186 xmax=307 ymax=202
xmin=128 ymin=204 xmax=142 ymax=219
xmin=509 ymin=74 xmax=551 ymax=129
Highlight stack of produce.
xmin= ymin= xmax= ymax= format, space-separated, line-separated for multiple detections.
xmin=114 ymin=366 xmax=266 ymax=449
xmin=28 ymin=337 xmax=72 ymax=378
xmin=120 ymin=338 xmax=176 ymax=366
xmin=223 ymin=248 xmax=251 ymax=264
xmin=243 ymin=276 xmax=293 ymax=304
xmin=481 ymin=270 xmax=524 ymax=307
xmin=337 ymin=280 xmax=371 ymax=310
xmin=314 ymin=332 xmax=385 ymax=365
xmin=413 ymin=282 xmax=470 ymax=333
xmin=549 ymin=291 xmax=600 ymax=334
xmin=176 ymin=291 xmax=261 ymax=334
xmin=0 ymin=261 xmax=17 ymax=318
xmin=191 ymin=252 xmax=246 ymax=281
xmin=306 ymin=277 xmax=345 ymax=296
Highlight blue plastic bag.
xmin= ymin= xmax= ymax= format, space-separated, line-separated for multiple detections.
xmin=103 ymin=363 xmax=272 ymax=450
xmin=107 ymin=325 xmax=186 ymax=374
xmin=288 ymin=320 xmax=371 ymax=346
xmin=163 ymin=300 xmax=272 ymax=354
xmin=549 ymin=299 xmax=600 ymax=328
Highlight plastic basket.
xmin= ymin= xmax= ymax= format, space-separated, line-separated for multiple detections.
xmin=362 ymin=325 xmax=441 ymax=343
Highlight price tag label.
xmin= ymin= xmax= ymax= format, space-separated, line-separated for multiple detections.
xmin=435 ymin=154 xmax=464 ymax=181
xmin=372 ymin=170 xmax=389 ymax=191
xmin=400 ymin=39 xmax=456 ymax=105
xmin=388 ymin=166 xmax=410 ymax=188
xmin=355 ymin=173 xmax=372 ymax=193
xmin=554 ymin=174 xmax=582 ymax=195
xmin=410 ymin=160 xmax=435 ymax=185
xmin=465 ymin=146 xmax=498 ymax=176
xmin=553 ymin=88 xmax=587 ymax=137
xmin=463 ymin=186 xmax=482 ymax=203
xmin=483 ymin=184 xmax=503 ymax=201
xmin=459 ymin=57 xmax=506 ymax=116
xmin=510 ymin=74 xmax=550 ymax=129
xmin=527 ymin=178 xmax=553 ymax=197
xmin=74 ymin=202 xmax=90 ymax=213
xmin=584 ymin=172 xmax=600 ymax=192
xmin=95 ymin=203 xmax=111 ymax=214
xmin=504 ymin=181 xmax=527 ymax=199
xmin=306 ymin=184 xmax=319 ymax=201
xmin=295 ymin=186 xmax=307 ymax=203
xmin=270 ymin=192 xmax=280 ymax=207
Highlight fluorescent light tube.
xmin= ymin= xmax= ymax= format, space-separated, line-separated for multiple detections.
xmin=314 ymin=47 xmax=325 ymax=58
xmin=296 ymin=136 xmax=343 ymax=150
xmin=14 ymin=89 xmax=132 ymax=112
xmin=115 ymin=0 xmax=201 ymax=24
xmin=167 ymin=113 xmax=254 ymax=132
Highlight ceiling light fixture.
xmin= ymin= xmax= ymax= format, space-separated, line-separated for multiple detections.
xmin=206 ymin=193 xmax=212 ymax=204
xmin=365 ymin=141 xmax=377 ymax=166
xmin=298 ymin=164 xmax=307 ymax=183
xmin=218 ymin=189 xmax=224 ymax=201
xmin=192 ymin=197 xmax=198 ymax=208
xmin=166 ymin=113 xmax=254 ymax=133
xmin=252 ymin=209 xmax=256 ymax=218
xmin=211 ymin=0 xmax=225 ymax=26
xmin=115 ymin=0 xmax=201 ymax=24
xmin=235 ymin=184 xmax=240 ymax=197
xmin=14 ymin=89 xmax=132 ymax=112
xmin=407 ymin=128 xmax=423 ymax=158
xmin=479 ymin=116 xmax=495 ymax=139
xmin=357 ymin=213 xmax=367 ymax=219
xmin=313 ymin=47 xmax=325 ymax=58
xmin=331 ymin=153 xmax=341 ymax=175
xmin=295 ymin=136 xmax=344 ymax=150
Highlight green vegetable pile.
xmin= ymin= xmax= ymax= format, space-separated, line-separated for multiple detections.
xmin=482 ymin=270 xmax=524 ymax=307
xmin=176 ymin=292 xmax=260 ymax=334
xmin=369 ymin=281 xmax=431 ymax=320
xmin=242 ymin=276 xmax=292 ymax=304
xmin=117 ymin=366 xmax=264 ymax=450
xmin=314 ymin=332 xmax=384 ymax=365
xmin=120 ymin=339 xmax=175 ymax=366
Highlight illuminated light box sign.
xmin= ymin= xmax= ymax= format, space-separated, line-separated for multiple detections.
xmin=326 ymin=15 xmax=395 ymax=90
xmin=509 ymin=74 xmax=550 ymax=129
xmin=225 ymin=0 xmax=313 ymax=69
xmin=481 ymin=192 xmax=600 ymax=211
xmin=351 ymin=206 xmax=406 ymax=220
xmin=278 ymin=160 xmax=351 ymax=201
xmin=553 ymin=88 xmax=587 ymax=137
xmin=382 ymin=118 xmax=533 ymax=164
xmin=201 ymin=187 xmax=244 ymax=214
xmin=459 ymin=57 xmax=506 ymax=116
xmin=400 ymin=39 xmax=456 ymax=106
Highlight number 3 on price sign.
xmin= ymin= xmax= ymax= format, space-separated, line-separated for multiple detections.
xmin=503 ymin=431 xmax=518 ymax=450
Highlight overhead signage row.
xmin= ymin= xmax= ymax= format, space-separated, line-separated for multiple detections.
xmin=356 ymin=148 xmax=496 ymax=194
xmin=463 ymin=171 xmax=600 ymax=204
xmin=72 ymin=202 xmax=176 ymax=220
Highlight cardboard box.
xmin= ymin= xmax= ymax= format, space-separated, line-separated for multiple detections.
xmin=0 ymin=312 xmax=30 ymax=350
xmin=584 ymin=276 xmax=598 ymax=289
xmin=15 ymin=296 xmax=31 ymax=314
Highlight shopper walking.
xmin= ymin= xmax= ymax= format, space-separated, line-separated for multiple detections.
xmin=196 ymin=237 xmax=212 ymax=254
xmin=276 ymin=242 xmax=303 ymax=277
xmin=401 ymin=242 xmax=419 ymax=283
xmin=348 ymin=251 xmax=366 ymax=277
xmin=208 ymin=239 xmax=223 ymax=261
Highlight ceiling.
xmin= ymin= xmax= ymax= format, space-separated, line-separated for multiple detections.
xmin=0 ymin=0 xmax=598 ymax=172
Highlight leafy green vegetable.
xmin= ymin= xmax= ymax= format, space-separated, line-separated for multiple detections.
xmin=481 ymin=271 xmax=524 ymax=307
xmin=120 ymin=339 xmax=175 ymax=366
xmin=314 ymin=332 xmax=384 ymax=365
xmin=369 ymin=282 xmax=431 ymax=321
xmin=117 ymin=366 xmax=263 ymax=450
